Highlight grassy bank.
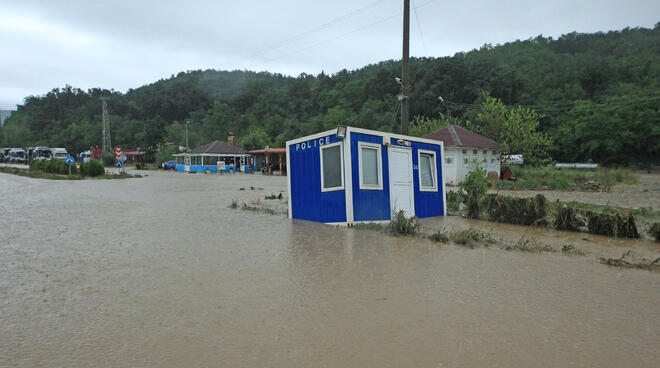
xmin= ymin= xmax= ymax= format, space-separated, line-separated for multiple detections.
xmin=493 ymin=166 xmax=637 ymax=191
xmin=0 ymin=166 xmax=139 ymax=180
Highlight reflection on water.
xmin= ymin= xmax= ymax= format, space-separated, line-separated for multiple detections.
xmin=1 ymin=171 xmax=659 ymax=367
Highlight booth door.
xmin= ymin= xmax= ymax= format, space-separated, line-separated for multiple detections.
xmin=388 ymin=147 xmax=415 ymax=218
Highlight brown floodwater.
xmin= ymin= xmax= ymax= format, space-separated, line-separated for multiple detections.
xmin=1 ymin=170 xmax=659 ymax=367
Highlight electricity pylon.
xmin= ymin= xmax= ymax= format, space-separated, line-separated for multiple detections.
xmin=101 ymin=97 xmax=112 ymax=152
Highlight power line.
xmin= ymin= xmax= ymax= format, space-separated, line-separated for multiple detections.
xmin=251 ymin=0 xmax=393 ymax=59
xmin=411 ymin=0 xmax=428 ymax=56
xmin=264 ymin=13 xmax=400 ymax=62
xmin=263 ymin=0 xmax=441 ymax=63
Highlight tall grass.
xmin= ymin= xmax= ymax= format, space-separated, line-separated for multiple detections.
xmin=494 ymin=165 xmax=637 ymax=190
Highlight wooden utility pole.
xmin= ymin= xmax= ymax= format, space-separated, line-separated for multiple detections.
xmin=401 ymin=0 xmax=410 ymax=135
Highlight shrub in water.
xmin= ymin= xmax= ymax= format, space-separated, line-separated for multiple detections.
xmin=445 ymin=190 xmax=463 ymax=211
xmin=387 ymin=210 xmax=418 ymax=236
xmin=648 ymin=223 xmax=660 ymax=242
xmin=487 ymin=193 xmax=546 ymax=226
xmin=459 ymin=166 xmax=488 ymax=219
xmin=586 ymin=211 xmax=639 ymax=238
xmin=449 ymin=228 xmax=495 ymax=248
xmin=554 ymin=204 xmax=579 ymax=231
xmin=429 ymin=229 xmax=450 ymax=243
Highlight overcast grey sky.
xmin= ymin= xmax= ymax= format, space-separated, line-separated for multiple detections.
xmin=1 ymin=0 xmax=658 ymax=109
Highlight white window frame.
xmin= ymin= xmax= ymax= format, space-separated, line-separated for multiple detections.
xmin=320 ymin=141 xmax=344 ymax=192
xmin=357 ymin=142 xmax=383 ymax=190
xmin=417 ymin=149 xmax=438 ymax=192
xmin=445 ymin=154 xmax=453 ymax=166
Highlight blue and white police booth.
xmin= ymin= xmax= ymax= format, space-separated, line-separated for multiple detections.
xmin=286 ymin=126 xmax=446 ymax=225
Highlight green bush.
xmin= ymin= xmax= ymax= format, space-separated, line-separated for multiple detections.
xmin=29 ymin=158 xmax=77 ymax=175
xmin=459 ymin=166 xmax=488 ymax=219
xmin=429 ymin=229 xmax=450 ymax=243
xmin=102 ymin=151 xmax=115 ymax=167
xmin=80 ymin=160 xmax=105 ymax=177
xmin=29 ymin=160 xmax=42 ymax=171
xmin=486 ymin=193 xmax=547 ymax=226
xmin=446 ymin=190 xmax=464 ymax=211
xmin=449 ymin=228 xmax=496 ymax=248
xmin=387 ymin=210 xmax=418 ymax=236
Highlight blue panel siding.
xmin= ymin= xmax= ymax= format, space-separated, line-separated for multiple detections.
xmin=289 ymin=134 xmax=346 ymax=223
xmin=175 ymin=164 xmax=240 ymax=173
xmin=407 ymin=140 xmax=445 ymax=218
xmin=350 ymin=133 xmax=391 ymax=221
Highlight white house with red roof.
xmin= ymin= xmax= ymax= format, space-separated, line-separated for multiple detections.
xmin=424 ymin=125 xmax=502 ymax=185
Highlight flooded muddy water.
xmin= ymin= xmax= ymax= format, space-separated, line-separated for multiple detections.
xmin=1 ymin=171 xmax=659 ymax=367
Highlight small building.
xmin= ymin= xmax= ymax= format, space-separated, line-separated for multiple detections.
xmin=424 ymin=125 xmax=502 ymax=185
xmin=173 ymin=134 xmax=250 ymax=173
xmin=248 ymin=148 xmax=287 ymax=175
xmin=286 ymin=126 xmax=447 ymax=225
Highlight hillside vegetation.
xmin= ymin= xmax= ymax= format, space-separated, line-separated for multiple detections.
xmin=1 ymin=25 xmax=658 ymax=165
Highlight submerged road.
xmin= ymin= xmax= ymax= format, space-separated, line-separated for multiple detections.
xmin=1 ymin=170 xmax=659 ymax=367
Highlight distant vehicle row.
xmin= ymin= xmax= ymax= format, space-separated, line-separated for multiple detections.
xmin=0 ymin=147 xmax=69 ymax=164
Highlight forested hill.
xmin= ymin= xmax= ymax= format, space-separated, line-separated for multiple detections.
xmin=1 ymin=25 xmax=658 ymax=165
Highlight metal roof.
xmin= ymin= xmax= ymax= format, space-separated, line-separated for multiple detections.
xmin=248 ymin=148 xmax=286 ymax=154
xmin=424 ymin=125 xmax=502 ymax=149
xmin=187 ymin=140 xmax=248 ymax=155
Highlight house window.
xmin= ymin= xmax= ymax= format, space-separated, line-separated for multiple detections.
xmin=203 ymin=156 xmax=214 ymax=165
xmin=473 ymin=149 xmax=478 ymax=154
xmin=492 ymin=150 xmax=497 ymax=155
xmin=445 ymin=154 xmax=453 ymax=165
xmin=483 ymin=150 xmax=487 ymax=154
xmin=358 ymin=142 xmax=382 ymax=190
xmin=320 ymin=142 xmax=344 ymax=191
xmin=462 ymin=149 xmax=467 ymax=154
xmin=418 ymin=150 xmax=438 ymax=192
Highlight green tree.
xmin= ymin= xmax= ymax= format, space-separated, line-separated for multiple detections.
xmin=470 ymin=94 xmax=551 ymax=166
xmin=408 ymin=115 xmax=462 ymax=137
xmin=239 ymin=128 xmax=270 ymax=151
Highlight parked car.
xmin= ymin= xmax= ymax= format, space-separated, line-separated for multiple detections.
xmin=8 ymin=148 xmax=27 ymax=164
xmin=32 ymin=146 xmax=52 ymax=160
xmin=162 ymin=160 xmax=177 ymax=170
xmin=1 ymin=148 xmax=11 ymax=163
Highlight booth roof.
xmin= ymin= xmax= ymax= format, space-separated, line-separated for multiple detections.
xmin=248 ymin=148 xmax=286 ymax=154
xmin=424 ymin=125 xmax=501 ymax=149
xmin=188 ymin=140 xmax=248 ymax=155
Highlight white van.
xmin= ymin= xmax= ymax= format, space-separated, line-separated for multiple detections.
xmin=50 ymin=148 xmax=69 ymax=160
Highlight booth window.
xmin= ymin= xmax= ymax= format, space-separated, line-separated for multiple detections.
xmin=320 ymin=142 xmax=344 ymax=191
xmin=418 ymin=150 xmax=438 ymax=192
xmin=358 ymin=142 xmax=382 ymax=190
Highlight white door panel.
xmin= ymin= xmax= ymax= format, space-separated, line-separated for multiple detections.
xmin=388 ymin=147 xmax=414 ymax=218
